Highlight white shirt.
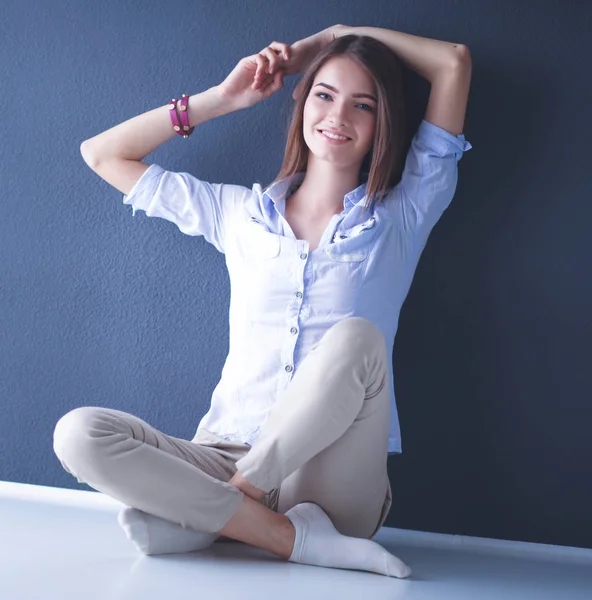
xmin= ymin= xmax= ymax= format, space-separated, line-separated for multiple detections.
xmin=122 ymin=119 xmax=472 ymax=454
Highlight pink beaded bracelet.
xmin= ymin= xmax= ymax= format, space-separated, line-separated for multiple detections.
xmin=168 ymin=94 xmax=194 ymax=138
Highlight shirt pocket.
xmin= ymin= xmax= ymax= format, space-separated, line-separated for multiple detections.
xmin=233 ymin=216 xmax=287 ymax=324
xmin=237 ymin=216 xmax=281 ymax=259
xmin=325 ymin=215 xmax=380 ymax=262
xmin=309 ymin=215 xmax=382 ymax=315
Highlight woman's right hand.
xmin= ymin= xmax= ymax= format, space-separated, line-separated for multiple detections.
xmin=216 ymin=27 xmax=340 ymax=110
xmin=216 ymin=48 xmax=290 ymax=111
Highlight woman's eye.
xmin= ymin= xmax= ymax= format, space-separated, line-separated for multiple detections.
xmin=315 ymin=92 xmax=373 ymax=112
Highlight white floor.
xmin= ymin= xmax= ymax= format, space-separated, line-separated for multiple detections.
xmin=1 ymin=482 xmax=591 ymax=600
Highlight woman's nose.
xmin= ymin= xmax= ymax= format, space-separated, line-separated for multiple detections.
xmin=327 ymin=104 xmax=349 ymax=123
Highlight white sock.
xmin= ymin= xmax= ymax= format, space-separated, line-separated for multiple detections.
xmin=117 ymin=507 xmax=219 ymax=555
xmin=285 ymin=502 xmax=412 ymax=578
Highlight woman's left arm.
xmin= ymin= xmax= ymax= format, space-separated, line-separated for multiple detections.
xmin=333 ymin=25 xmax=472 ymax=136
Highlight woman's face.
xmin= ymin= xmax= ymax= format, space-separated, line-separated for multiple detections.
xmin=303 ymin=56 xmax=378 ymax=169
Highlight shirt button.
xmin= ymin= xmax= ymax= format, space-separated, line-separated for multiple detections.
xmin=295 ymin=291 xmax=303 ymax=298
xmin=290 ymin=327 xmax=297 ymax=334
xmin=285 ymin=365 xmax=293 ymax=372
xmin=300 ymin=253 xmax=308 ymax=260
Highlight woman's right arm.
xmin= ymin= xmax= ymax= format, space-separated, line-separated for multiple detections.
xmin=80 ymin=31 xmax=332 ymax=196
xmin=80 ymin=85 xmax=232 ymax=196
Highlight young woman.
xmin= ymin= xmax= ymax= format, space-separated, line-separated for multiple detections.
xmin=54 ymin=24 xmax=472 ymax=579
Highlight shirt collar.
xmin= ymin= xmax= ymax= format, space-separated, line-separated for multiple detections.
xmin=263 ymin=171 xmax=369 ymax=213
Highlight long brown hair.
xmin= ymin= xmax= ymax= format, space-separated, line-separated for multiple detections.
xmin=265 ymin=34 xmax=407 ymax=214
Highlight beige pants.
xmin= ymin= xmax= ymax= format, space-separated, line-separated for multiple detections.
xmin=53 ymin=317 xmax=393 ymax=540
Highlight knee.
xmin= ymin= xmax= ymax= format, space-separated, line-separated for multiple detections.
xmin=328 ymin=317 xmax=386 ymax=351
xmin=53 ymin=406 xmax=110 ymax=464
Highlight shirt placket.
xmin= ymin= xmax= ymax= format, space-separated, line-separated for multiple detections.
xmin=280 ymin=239 xmax=310 ymax=384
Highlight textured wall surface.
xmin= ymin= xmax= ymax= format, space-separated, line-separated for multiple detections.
xmin=1 ymin=0 xmax=590 ymax=549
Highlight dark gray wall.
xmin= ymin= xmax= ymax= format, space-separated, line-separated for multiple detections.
xmin=1 ymin=1 xmax=590 ymax=550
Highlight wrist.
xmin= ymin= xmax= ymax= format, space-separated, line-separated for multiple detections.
xmin=293 ymin=26 xmax=338 ymax=55
xmin=318 ymin=25 xmax=344 ymax=47
xmin=328 ymin=24 xmax=348 ymax=39
xmin=207 ymin=85 xmax=241 ymax=115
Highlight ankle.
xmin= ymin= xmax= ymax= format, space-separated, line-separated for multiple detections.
xmin=229 ymin=471 xmax=266 ymax=501
xmin=276 ymin=515 xmax=296 ymax=561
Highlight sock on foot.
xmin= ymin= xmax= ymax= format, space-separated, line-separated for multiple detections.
xmin=285 ymin=502 xmax=412 ymax=578
xmin=117 ymin=507 xmax=219 ymax=555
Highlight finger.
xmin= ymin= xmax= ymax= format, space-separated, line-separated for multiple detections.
xmin=255 ymin=72 xmax=273 ymax=92
xmin=268 ymin=41 xmax=290 ymax=61
xmin=254 ymin=54 xmax=270 ymax=85
xmin=260 ymin=47 xmax=279 ymax=73
xmin=252 ymin=63 xmax=266 ymax=90
xmin=257 ymin=54 xmax=268 ymax=78
xmin=268 ymin=42 xmax=295 ymax=77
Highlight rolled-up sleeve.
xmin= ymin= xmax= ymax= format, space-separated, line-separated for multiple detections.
xmin=122 ymin=163 xmax=250 ymax=254
xmin=386 ymin=119 xmax=472 ymax=239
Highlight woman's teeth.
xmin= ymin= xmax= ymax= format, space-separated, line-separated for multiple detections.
xmin=320 ymin=130 xmax=349 ymax=141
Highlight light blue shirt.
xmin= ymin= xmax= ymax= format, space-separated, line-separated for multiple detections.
xmin=122 ymin=119 xmax=472 ymax=454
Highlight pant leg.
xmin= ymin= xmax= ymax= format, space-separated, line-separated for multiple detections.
xmin=53 ymin=407 xmax=255 ymax=534
xmin=235 ymin=317 xmax=393 ymax=540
